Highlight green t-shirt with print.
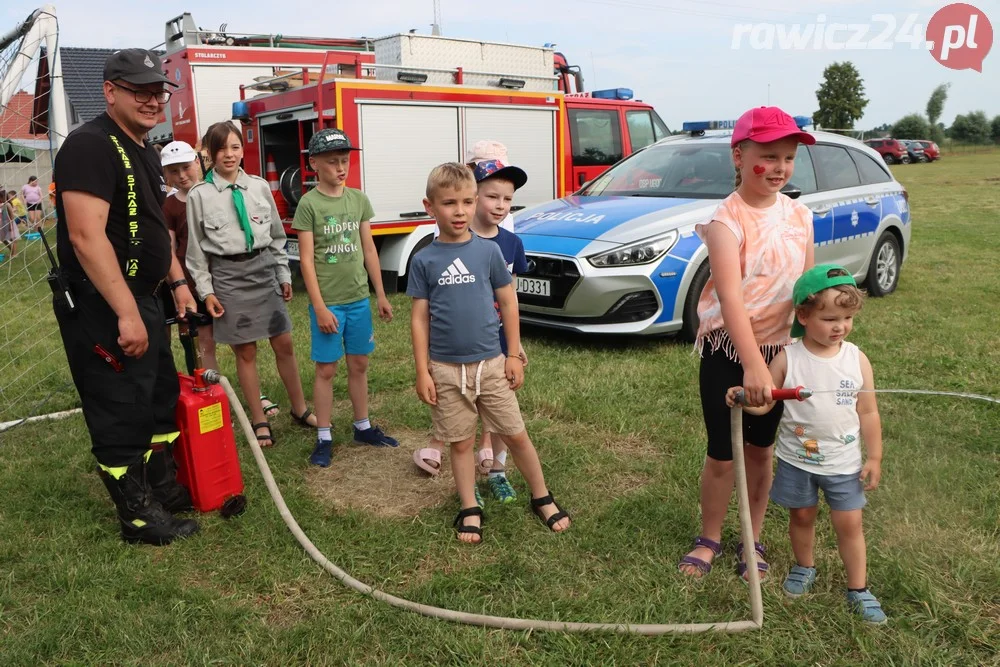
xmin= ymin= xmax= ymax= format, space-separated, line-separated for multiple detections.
xmin=292 ymin=187 xmax=375 ymax=305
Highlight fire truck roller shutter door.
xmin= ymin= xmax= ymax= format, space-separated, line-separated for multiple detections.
xmin=191 ymin=65 xmax=272 ymax=138
xmin=463 ymin=107 xmax=558 ymax=209
xmin=359 ymin=104 xmax=460 ymax=224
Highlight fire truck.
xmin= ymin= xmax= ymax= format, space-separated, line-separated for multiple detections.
xmin=152 ymin=13 xmax=670 ymax=288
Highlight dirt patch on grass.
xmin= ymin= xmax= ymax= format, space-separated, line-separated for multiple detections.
xmin=527 ymin=415 xmax=666 ymax=459
xmin=306 ymin=426 xmax=458 ymax=519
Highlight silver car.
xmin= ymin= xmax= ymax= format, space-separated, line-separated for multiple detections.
xmin=514 ymin=128 xmax=911 ymax=338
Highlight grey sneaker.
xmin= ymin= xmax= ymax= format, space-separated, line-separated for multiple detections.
xmin=782 ymin=565 xmax=817 ymax=598
xmin=847 ymin=589 xmax=888 ymax=625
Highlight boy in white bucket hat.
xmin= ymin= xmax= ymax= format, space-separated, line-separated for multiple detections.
xmin=160 ymin=140 xmax=217 ymax=370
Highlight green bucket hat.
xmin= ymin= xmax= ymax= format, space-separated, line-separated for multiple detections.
xmin=791 ymin=264 xmax=857 ymax=338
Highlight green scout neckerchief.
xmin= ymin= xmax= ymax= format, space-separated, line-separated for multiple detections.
xmin=205 ymin=168 xmax=254 ymax=252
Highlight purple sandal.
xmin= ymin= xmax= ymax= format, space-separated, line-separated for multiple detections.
xmin=678 ymin=536 xmax=723 ymax=577
xmin=736 ymin=541 xmax=769 ymax=580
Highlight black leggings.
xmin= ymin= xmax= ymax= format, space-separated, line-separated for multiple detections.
xmin=699 ymin=334 xmax=783 ymax=462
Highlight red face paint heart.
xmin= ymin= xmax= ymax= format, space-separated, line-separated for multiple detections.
xmin=753 ymin=165 xmax=766 ymax=175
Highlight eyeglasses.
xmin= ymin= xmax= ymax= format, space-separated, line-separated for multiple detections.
xmin=112 ymin=81 xmax=171 ymax=104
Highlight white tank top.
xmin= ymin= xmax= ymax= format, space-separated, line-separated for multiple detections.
xmin=776 ymin=340 xmax=863 ymax=475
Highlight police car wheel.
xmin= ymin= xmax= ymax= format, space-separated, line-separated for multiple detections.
xmin=680 ymin=261 xmax=711 ymax=342
xmin=865 ymin=232 xmax=900 ymax=297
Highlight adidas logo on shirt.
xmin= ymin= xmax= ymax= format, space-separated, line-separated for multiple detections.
xmin=438 ymin=258 xmax=476 ymax=285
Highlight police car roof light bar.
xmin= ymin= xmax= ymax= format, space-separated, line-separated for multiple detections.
xmin=682 ymin=115 xmax=812 ymax=136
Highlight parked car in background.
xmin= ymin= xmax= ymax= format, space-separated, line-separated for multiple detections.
xmin=864 ymin=138 xmax=910 ymax=164
xmin=514 ymin=127 xmax=911 ymax=338
xmin=913 ymin=140 xmax=941 ymax=161
xmin=901 ymin=140 xmax=928 ymax=163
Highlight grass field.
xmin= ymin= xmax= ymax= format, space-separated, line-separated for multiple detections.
xmin=1 ymin=152 xmax=998 ymax=665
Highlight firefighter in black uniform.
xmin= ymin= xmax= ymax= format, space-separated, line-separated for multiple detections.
xmin=53 ymin=49 xmax=200 ymax=545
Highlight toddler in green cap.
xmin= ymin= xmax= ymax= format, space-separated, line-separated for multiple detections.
xmin=727 ymin=264 xmax=888 ymax=625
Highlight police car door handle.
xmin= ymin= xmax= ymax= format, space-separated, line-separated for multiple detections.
xmin=865 ymin=197 xmax=880 ymax=207
xmin=811 ymin=205 xmax=832 ymax=215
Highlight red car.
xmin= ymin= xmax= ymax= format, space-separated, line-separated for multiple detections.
xmin=864 ymin=138 xmax=910 ymax=164
xmin=913 ymin=140 xmax=941 ymax=161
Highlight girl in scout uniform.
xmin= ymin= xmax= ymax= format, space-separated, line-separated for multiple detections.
xmin=186 ymin=121 xmax=318 ymax=446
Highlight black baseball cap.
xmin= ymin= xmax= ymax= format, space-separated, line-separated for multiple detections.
xmin=103 ymin=49 xmax=177 ymax=87
xmin=308 ymin=129 xmax=361 ymax=156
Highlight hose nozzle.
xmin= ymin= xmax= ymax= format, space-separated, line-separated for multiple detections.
xmin=735 ymin=386 xmax=812 ymax=404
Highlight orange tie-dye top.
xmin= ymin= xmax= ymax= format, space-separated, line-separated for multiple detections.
xmin=695 ymin=191 xmax=813 ymax=356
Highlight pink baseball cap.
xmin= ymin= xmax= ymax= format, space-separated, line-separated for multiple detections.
xmin=465 ymin=140 xmax=509 ymax=164
xmin=731 ymin=106 xmax=815 ymax=147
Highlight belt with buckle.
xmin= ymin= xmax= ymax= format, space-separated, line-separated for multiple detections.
xmin=69 ymin=278 xmax=163 ymax=298
xmin=224 ymin=248 xmax=264 ymax=262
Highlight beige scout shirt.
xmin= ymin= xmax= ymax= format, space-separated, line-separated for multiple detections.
xmin=185 ymin=168 xmax=291 ymax=299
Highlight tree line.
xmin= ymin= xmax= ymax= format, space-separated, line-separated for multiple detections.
xmin=812 ymin=62 xmax=1000 ymax=143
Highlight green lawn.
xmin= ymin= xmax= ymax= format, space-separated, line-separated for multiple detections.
xmin=1 ymin=153 xmax=998 ymax=665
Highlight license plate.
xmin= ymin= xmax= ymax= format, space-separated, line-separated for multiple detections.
xmin=285 ymin=240 xmax=299 ymax=258
xmin=516 ymin=277 xmax=551 ymax=297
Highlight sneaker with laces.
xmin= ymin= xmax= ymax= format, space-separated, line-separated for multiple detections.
xmin=487 ymin=475 xmax=517 ymax=504
xmin=310 ymin=439 xmax=333 ymax=467
xmin=353 ymin=424 xmax=399 ymax=447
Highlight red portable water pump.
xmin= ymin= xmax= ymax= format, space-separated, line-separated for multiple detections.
xmin=167 ymin=313 xmax=246 ymax=517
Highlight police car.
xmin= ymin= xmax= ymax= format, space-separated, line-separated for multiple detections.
xmin=513 ymin=119 xmax=910 ymax=338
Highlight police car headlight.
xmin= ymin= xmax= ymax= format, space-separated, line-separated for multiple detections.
xmin=587 ymin=231 xmax=678 ymax=267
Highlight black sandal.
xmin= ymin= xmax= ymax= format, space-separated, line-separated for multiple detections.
xmin=453 ymin=506 xmax=485 ymax=544
xmin=290 ymin=408 xmax=315 ymax=428
xmin=530 ymin=493 xmax=571 ymax=532
xmin=252 ymin=422 xmax=275 ymax=448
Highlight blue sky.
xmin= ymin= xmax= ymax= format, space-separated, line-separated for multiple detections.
xmin=6 ymin=0 xmax=999 ymax=131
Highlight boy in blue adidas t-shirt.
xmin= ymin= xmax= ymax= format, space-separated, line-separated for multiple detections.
xmin=407 ymin=163 xmax=571 ymax=544
xmin=414 ymin=154 xmax=530 ymax=507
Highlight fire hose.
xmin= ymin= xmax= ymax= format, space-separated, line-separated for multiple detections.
xmin=218 ymin=378 xmax=996 ymax=634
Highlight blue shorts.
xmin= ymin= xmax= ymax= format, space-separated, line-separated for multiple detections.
xmin=308 ymin=298 xmax=375 ymax=363
xmin=770 ymin=458 xmax=866 ymax=512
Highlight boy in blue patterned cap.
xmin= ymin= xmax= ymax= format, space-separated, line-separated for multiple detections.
xmin=294 ymin=129 xmax=398 ymax=467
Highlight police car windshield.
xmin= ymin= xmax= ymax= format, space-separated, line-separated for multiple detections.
xmin=579 ymin=143 xmax=735 ymax=199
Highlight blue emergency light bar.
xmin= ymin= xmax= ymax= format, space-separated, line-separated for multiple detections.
xmin=682 ymin=116 xmax=813 ymax=134
xmin=591 ymin=87 xmax=633 ymax=100
xmin=682 ymin=120 xmax=737 ymax=132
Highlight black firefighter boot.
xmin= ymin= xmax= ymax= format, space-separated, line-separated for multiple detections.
xmin=146 ymin=443 xmax=194 ymax=513
xmin=98 ymin=456 xmax=200 ymax=546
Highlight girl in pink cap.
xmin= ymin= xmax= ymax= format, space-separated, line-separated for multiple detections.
xmin=678 ymin=106 xmax=816 ymax=581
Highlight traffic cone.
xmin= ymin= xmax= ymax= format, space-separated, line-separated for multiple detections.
xmin=265 ymin=154 xmax=288 ymax=219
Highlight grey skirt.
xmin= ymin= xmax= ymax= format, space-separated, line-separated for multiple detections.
xmin=211 ymin=251 xmax=292 ymax=345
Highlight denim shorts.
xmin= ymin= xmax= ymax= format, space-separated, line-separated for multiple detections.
xmin=770 ymin=458 xmax=866 ymax=511
xmin=308 ymin=298 xmax=375 ymax=363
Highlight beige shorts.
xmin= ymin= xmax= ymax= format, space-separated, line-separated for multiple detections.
xmin=429 ymin=355 xmax=526 ymax=443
